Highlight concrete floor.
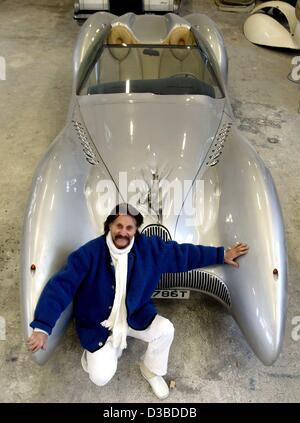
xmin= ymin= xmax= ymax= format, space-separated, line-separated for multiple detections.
xmin=0 ymin=0 xmax=299 ymax=403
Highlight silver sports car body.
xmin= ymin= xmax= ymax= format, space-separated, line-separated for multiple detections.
xmin=21 ymin=12 xmax=287 ymax=366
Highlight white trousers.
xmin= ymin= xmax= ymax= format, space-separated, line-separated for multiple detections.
xmin=85 ymin=315 xmax=175 ymax=387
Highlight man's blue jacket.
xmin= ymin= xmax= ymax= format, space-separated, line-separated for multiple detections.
xmin=30 ymin=234 xmax=225 ymax=352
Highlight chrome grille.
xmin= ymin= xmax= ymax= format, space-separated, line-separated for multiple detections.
xmin=158 ymin=270 xmax=231 ymax=308
xmin=141 ymin=224 xmax=171 ymax=242
xmin=142 ymin=224 xmax=231 ymax=308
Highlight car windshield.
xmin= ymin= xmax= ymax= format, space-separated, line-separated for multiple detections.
xmin=79 ymin=44 xmax=224 ymax=99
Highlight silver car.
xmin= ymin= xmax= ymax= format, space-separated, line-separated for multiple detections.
xmin=21 ymin=11 xmax=287 ymax=366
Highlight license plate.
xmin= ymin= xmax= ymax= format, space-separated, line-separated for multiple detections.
xmin=152 ymin=289 xmax=190 ymax=299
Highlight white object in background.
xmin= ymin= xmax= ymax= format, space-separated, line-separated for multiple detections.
xmin=295 ymin=0 xmax=300 ymax=46
xmin=75 ymin=1 xmax=109 ymax=10
xmin=144 ymin=0 xmax=176 ymax=12
xmin=75 ymin=0 xmax=179 ymax=12
xmin=244 ymin=1 xmax=300 ymax=49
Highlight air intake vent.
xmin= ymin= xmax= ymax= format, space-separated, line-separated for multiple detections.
xmin=157 ymin=270 xmax=231 ymax=308
xmin=206 ymin=122 xmax=232 ymax=167
xmin=142 ymin=224 xmax=171 ymax=242
xmin=72 ymin=120 xmax=99 ymax=166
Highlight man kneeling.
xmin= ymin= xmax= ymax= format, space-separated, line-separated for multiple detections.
xmin=27 ymin=203 xmax=249 ymax=399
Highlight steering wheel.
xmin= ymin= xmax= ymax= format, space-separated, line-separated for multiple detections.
xmin=170 ymin=72 xmax=198 ymax=79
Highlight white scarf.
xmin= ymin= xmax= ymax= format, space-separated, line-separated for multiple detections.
xmin=101 ymin=231 xmax=134 ymax=350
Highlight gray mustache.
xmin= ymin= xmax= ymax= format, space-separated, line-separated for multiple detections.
xmin=115 ymin=235 xmax=130 ymax=241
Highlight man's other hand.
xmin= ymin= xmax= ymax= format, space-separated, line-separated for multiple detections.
xmin=224 ymin=242 xmax=249 ymax=268
xmin=27 ymin=332 xmax=48 ymax=353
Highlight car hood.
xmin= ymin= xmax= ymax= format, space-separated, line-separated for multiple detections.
xmin=77 ymin=93 xmax=225 ymax=229
xmin=78 ymin=93 xmax=225 ymax=178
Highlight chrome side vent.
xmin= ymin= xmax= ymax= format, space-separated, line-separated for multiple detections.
xmin=206 ymin=122 xmax=232 ymax=167
xmin=157 ymin=270 xmax=231 ymax=308
xmin=141 ymin=224 xmax=171 ymax=242
xmin=72 ymin=120 xmax=99 ymax=166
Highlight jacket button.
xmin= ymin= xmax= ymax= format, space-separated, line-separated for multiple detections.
xmin=112 ymin=285 xmax=114 ymax=290
xmin=108 ymin=305 xmax=112 ymax=310
xmin=99 ymin=342 xmax=103 ymax=347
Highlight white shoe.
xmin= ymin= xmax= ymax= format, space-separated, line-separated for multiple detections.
xmin=81 ymin=350 xmax=88 ymax=373
xmin=140 ymin=363 xmax=169 ymax=400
